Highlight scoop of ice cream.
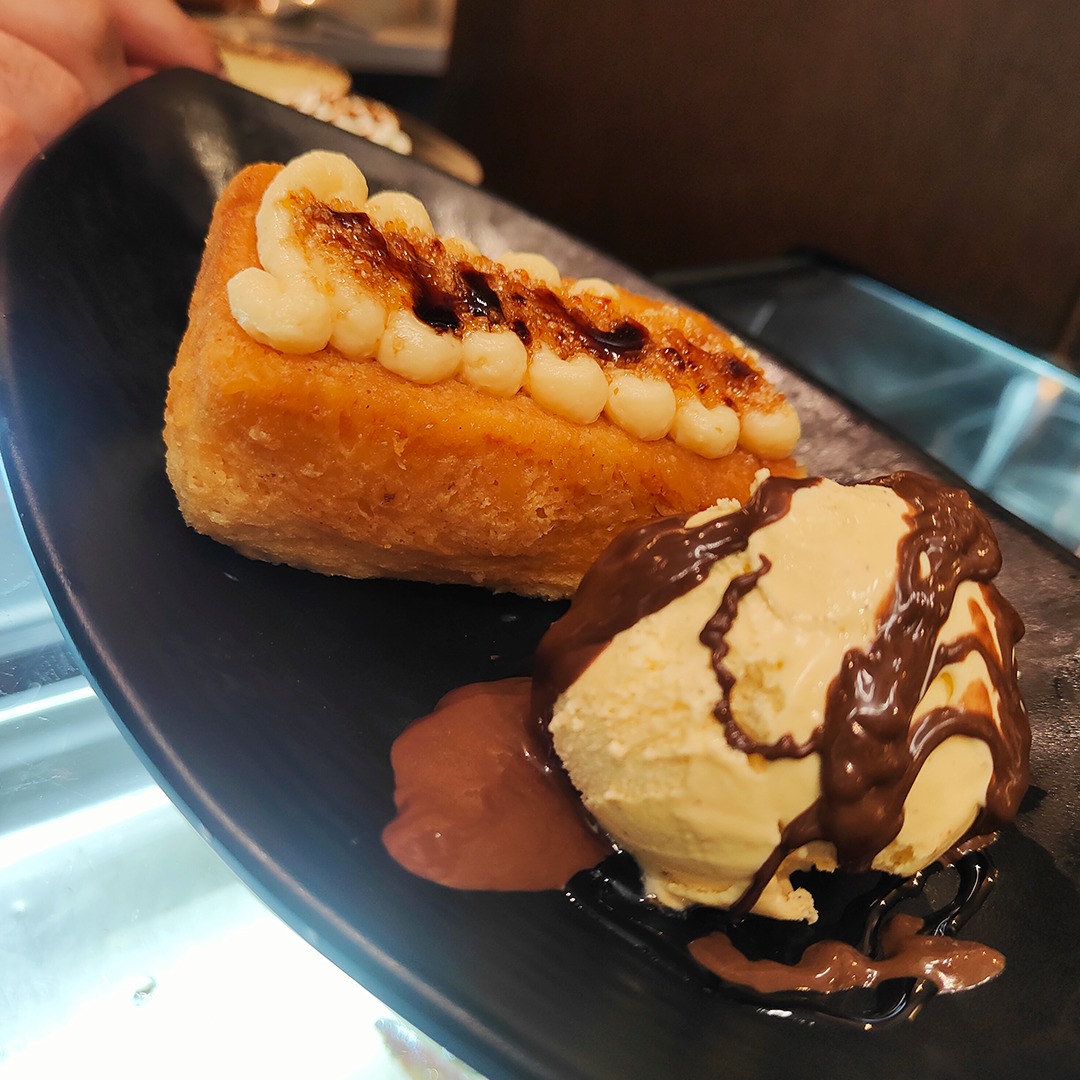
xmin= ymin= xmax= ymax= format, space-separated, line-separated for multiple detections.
xmin=532 ymin=473 xmax=1029 ymax=922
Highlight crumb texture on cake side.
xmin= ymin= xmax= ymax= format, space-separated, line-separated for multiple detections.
xmin=164 ymin=161 xmax=802 ymax=598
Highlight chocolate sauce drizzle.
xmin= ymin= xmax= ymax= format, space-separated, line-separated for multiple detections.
xmin=699 ymin=556 xmax=821 ymax=760
xmin=566 ymin=846 xmax=1003 ymax=1022
xmin=531 ymin=475 xmax=817 ymax=744
xmin=295 ymin=200 xmax=779 ymax=409
xmin=533 ymin=473 xmax=1030 ymax=920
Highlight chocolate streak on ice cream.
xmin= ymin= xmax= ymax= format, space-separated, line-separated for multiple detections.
xmin=729 ymin=473 xmax=1028 ymax=919
xmin=296 ymin=200 xmax=781 ymax=410
xmin=531 ymin=475 xmax=817 ymax=741
xmin=700 ymin=555 xmax=820 ymax=760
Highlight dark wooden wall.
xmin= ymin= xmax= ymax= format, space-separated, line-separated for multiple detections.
xmin=438 ymin=0 xmax=1080 ymax=362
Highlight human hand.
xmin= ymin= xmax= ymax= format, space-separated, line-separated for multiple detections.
xmin=0 ymin=0 xmax=221 ymax=202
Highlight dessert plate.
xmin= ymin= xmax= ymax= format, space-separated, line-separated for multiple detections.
xmin=1 ymin=71 xmax=1079 ymax=1080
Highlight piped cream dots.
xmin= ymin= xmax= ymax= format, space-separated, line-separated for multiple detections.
xmin=525 ymin=348 xmax=609 ymax=424
xmin=227 ymin=151 xmax=800 ymax=461
xmin=227 ymin=268 xmax=332 ymax=354
xmin=331 ymin=295 xmax=388 ymax=359
xmin=378 ymin=310 xmax=462 ymax=384
xmin=737 ymin=402 xmax=802 ymax=459
xmin=568 ymin=277 xmax=621 ymax=301
xmin=671 ymin=398 xmax=741 ymax=459
xmin=461 ymin=329 xmax=528 ymax=397
xmin=604 ymin=372 xmax=676 ymax=441
xmin=364 ymin=190 xmax=434 ymax=234
xmin=500 ymin=251 xmax=561 ymax=288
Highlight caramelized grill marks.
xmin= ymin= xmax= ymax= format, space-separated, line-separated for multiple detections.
xmin=460 ymin=268 xmax=503 ymax=321
xmin=297 ymin=199 xmax=782 ymax=413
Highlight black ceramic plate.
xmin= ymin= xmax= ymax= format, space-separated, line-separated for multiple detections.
xmin=1 ymin=71 xmax=1079 ymax=1080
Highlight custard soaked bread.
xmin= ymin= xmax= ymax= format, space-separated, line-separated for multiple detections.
xmin=165 ymin=152 xmax=802 ymax=598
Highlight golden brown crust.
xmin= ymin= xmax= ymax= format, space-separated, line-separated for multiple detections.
xmin=164 ymin=164 xmax=801 ymax=598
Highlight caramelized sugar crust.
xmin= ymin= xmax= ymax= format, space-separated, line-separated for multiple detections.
xmin=297 ymin=197 xmax=785 ymax=415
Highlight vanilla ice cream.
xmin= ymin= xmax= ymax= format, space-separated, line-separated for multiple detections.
xmin=532 ymin=473 xmax=1029 ymax=922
